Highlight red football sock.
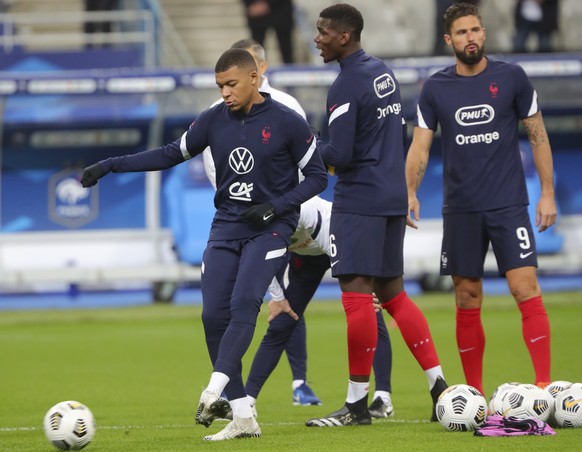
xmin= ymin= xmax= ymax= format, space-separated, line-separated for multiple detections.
xmin=456 ymin=307 xmax=485 ymax=395
xmin=382 ymin=291 xmax=440 ymax=370
xmin=518 ymin=295 xmax=551 ymax=383
xmin=342 ymin=292 xmax=377 ymax=376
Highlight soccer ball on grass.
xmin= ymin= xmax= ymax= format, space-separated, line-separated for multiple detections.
xmin=501 ymin=384 xmax=554 ymax=422
xmin=43 ymin=401 xmax=96 ymax=450
xmin=488 ymin=381 xmax=521 ymax=415
xmin=545 ymin=380 xmax=573 ymax=398
xmin=554 ymin=383 xmax=582 ymax=428
xmin=436 ymin=384 xmax=487 ymax=431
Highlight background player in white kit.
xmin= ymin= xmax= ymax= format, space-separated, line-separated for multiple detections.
xmin=246 ymin=196 xmax=396 ymax=419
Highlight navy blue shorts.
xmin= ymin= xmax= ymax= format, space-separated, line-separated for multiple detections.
xmin=329 ymin=212 xmax=405 ymax=278
xmin=440 ymin=206 xmax=538 ymax=278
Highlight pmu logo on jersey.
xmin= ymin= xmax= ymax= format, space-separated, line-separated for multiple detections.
xmin=229 ymin=147 xmax=254 ymax=174
xmin=261 ymin=126 xmax=271 ymax=144
xmin=455 ymin=104 xmax=495 ymax=126
xmin=373 ymin=73 xmax=396 ymax=98
xmin=48 ymin=168 xmax=97 ymax=228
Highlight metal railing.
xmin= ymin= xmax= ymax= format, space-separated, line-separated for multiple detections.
xmin=0 ymin=5 xmax=195 ymax=68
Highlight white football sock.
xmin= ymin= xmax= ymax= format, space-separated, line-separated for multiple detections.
xmin=346 ymin=380 xmax=369 ymax=404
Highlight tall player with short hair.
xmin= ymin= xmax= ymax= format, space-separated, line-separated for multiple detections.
xmin=81 ymin=48 xmax=327 ymax=441
xmin=406 ymin=3 xmax=555 ymax=395
xmin=306 ymin=3 xmax=448 ymax=427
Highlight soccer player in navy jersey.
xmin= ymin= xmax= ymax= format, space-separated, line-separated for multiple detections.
xmin=306 ymin=3 xmax=448 ymax=427
xmin=202 ymin=39 xmax=322 ymax=407
xmin=406 ymin=3 xmax=555 ymax=396
xmin=81 ymin=48 xmax=327 ymax=441
xmin=246 ymin=196 xmax=395 ymax=419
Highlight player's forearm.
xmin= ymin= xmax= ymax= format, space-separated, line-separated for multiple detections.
xmin=103 ymin=142 xmax=185 ymax=173
xmin=268 ymin=277 xmax=285 ymax=301
xmin=523 ymin=112 xmax=555 ymax=196
xmin=270 ymin=162 xmax=327 ymax=215
xmin=405 ymin=151 xmax=427 ymax=195
xmin=405 ymin=127 xmax=433 ymax=195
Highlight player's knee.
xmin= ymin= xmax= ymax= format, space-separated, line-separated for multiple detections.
xmin=453 ymin=277 xmax=482 ymax=308
xmin=506 ymin=268 xmax=541 ymax=302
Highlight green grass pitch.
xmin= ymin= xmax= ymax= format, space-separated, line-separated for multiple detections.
xmin=1 ymin=291 xmax=581 ymax=451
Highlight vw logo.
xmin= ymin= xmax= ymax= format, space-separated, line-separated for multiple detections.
xmin=229 ymin=147 xmax=254 ymax=174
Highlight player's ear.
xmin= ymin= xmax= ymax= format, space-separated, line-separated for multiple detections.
xmin=250 ymin=69 xmax=259 ymax=87
xmin=444 ymin=33 xmax=452 ymax=47
xmin=340 ymin=30 xmax=351 ymax=45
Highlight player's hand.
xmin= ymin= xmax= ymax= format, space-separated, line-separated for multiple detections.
xmin=407 ymin=196 xmax=420 ymax=229
xmin=268 ymin=299 xmax=299 ymax=322
xmin=372 ymin=292 xmax=381 ymax=313
xmin=81 ymin=163 xmax=107 ymax=188
xmin=536 ymin=193 xmax=557 ymax=232
xmin=242 ymin=202 xmax=275 ymax=227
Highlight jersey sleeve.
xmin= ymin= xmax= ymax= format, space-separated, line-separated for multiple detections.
xmin=416 ymin=81 xmax=439 ymax=131
xmin=513 ymin=64 xmax=539 ymax=119
xmin=269 ymin=117 xmax=328 ymax=215
xmin=317 ymin=83 xmax=357 ymax=168
xmin=99 ymin=108 xmax=213 ymax=174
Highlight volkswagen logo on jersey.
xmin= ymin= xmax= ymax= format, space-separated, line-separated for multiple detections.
xmin=373 ymin=73 xmax=396 ymax=98
xmin=229 ymin=147 xmax=254 ymax=174
xmin=455 ymin=104 xmax=495 ymax=126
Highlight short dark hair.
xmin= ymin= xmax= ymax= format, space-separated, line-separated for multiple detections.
xmin=319 ymin=3 xmax=364 ymax=43
xmin=230 ymin=39 xmax=266 ymax=63
xmin=215 ymin=48 xmax=257 ymax=73
xmin=443 ymin=2 xmax=482 ymax=35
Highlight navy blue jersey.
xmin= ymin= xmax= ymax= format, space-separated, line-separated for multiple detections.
xmin=318 ymin=49 xmax=408 ymax=216
xmin=417 ymin=59 xmax=536 ymax=213
xmin=101 ymin=95 xmax=327 ymax=240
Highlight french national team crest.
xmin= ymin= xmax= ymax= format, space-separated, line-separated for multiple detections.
xmin=48 ymin=168 xmax=97 ymax=228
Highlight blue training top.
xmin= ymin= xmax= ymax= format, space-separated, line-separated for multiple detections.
xmin=99 ymin=94 xmax=328 ymax=241
xmin=318 ymin=49 xmax=408 ymax=216
xmin=417 ymin=59 xmax=537 ymax=214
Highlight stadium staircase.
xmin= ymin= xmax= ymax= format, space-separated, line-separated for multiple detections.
xmin=160 ymin=0 xmax=247 ymax=67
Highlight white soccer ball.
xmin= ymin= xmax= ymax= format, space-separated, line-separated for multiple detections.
xmin=436 ymin=384 xmax=488 ymax=431
xmin=488 ymin=381 xmax=521 ymax=415
xmin=554 ymin=383 xmax=582 ymax=428
xmin=43 ymin=401 xmax=96 ymax=450
xmin=545 ymin=380 xmax=573 ymax=398
xmin=501 ymin=384 xmax=554 ymax=422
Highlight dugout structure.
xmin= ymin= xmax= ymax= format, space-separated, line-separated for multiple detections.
xmin=1 ymin=54 xmax=581 ymax=298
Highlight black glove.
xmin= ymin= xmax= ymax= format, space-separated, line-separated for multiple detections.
xmin=242 ymin=202 xmax=275 ymax=227
xmin=81 ymin=163 xmax=107 ymax=187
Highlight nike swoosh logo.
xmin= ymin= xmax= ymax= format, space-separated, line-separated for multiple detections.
xmin=564 ymin=397 xmax=582 ymax=409
xmin=520 ymin=251 xmax=534 ymax=259
xmin=530 ymin=335 xmax=546 ymax=343
xmin=459 ymin=347 xmax=475 ymax=353
xmin=262 ymin=212 xmax=274 ymax=221
xmin=306 ymin=134 xmax=314 ymax=144
xmin=330 ymin=260 xmax=340 ymax=268
xmin=329 ymin=103 xmax=338 ymax=112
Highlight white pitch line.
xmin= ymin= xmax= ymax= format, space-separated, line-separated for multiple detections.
xmin=0 ymin=418 xmax=431 ymax=433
